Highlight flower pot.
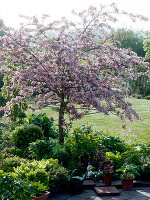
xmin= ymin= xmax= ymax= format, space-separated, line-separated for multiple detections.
xmin=32 ymin=191 xmax=50 ymax=200
xmin=103 ymin=176 xmax=112 ymax=185
xmin=121 ymin=179 xmax=133 ymax=191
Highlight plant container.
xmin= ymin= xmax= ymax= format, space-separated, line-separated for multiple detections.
xmin=31 ymin=191 xmax=50 ymax=200
xmin=69 ymin=177 xmax=84 ymax=194
xmin=103 ymin=176 xmax=112 ymax=185
xmin=69 ymin=169 xmax=84 ymax=194
xmin=121 ymin=179 xmax=133 ymax=191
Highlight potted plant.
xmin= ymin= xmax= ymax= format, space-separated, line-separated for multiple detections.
xmin=117 ymin=164 xmax=139 ymax=191
xmin=31 ymin=182 xmax=50 ymax=200
xmin=102 ymin=160 xmax=114 ymax=185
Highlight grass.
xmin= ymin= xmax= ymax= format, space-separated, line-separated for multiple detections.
xmin=26 ymin=98 xmax=150 ymax=141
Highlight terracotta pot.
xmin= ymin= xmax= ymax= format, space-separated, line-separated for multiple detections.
xmin=121 ymin=179 xmax=133 ymax=191
xmin=32 ymin=191 xmax=50 ymax=200
xmin=103 ymin=176 xmax=112 ymax=185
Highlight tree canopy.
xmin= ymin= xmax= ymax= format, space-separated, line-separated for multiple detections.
xmin=114 ymin=28 xmax=146 ymax=57
xmin=0 ymin=4 xmax=149 ymax=143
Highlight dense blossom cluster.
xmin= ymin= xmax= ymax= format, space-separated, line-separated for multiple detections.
xmin=0 ymin=4 xmax=149 ymax=143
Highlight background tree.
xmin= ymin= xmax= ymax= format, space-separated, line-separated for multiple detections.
xmin=0 ymin=4 xmax=149 ymax=143
xmin=114 ymin=28 xmax=145 ymax=57
xmin=114 ymin=28 xmax=150 ymax=97
xmin=0 ymin=65 xmax=28 ymax=123
xmin=143 ymin=36 xmax=150 ymax=60
xmin=0 ymin=18 xmax=5 ymax=91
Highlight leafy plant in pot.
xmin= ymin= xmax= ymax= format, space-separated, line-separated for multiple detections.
xmin=117 ymin=164 xmax=139 ymax=191
xmin=31 ymin=182 xmax=50 ymax=200
xmin=102 ymin=160 xmax=114 ymax=185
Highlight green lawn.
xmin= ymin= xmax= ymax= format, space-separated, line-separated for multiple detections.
xmin=26 ymin=98 xmax=150 ymax=141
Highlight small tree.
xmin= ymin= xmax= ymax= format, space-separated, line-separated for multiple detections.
xmin=0 ymin=65 xmax=28 ymax=123
xmin=0 ymin=4 xmax=149 ymax=143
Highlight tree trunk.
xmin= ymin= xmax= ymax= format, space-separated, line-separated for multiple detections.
xmin=59 ymin=93 xmax=65 ymax=144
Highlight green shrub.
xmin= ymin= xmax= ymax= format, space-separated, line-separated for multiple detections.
xmin=27 ymin=113 xmax=58 ymax=138
xmin=0 ymin=156 xmax=28 ymax=172
xmin=46 ymin=162 xmax=69 ymax=192
xmin=27 ymin=169 xmax=49 ymax=187
xmin=122 ymin=147 xmax=143 ymax=166
xmin=65 ymin=125 xmax=101 ymax=170
xmin=51 ymin=144 xmax=70 ymax=167
xmin=13 ymin=124 xmax=44 ymax=149
xmin=0 ymin=170 xmax=32 ymax=200
xmin=100 ymin=135 xmax=128 ymax=153
xmin=5 ymin=146 xmax=23 ymax=157
xmin=28 ymin=139 xmax=57 ymax=160
xmin=13 ymin=158 xmax=69 ymax=192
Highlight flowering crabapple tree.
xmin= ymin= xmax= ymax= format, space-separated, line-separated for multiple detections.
xmin=0 ymin=4 xmax=149 ymax=143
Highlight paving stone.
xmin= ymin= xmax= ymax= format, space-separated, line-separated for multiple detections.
xmin=94 ymin=186 xmax=120 ymax=196
xmin=49 ymin=187 xmax=150 ymax=200
xmin=127 ymin=196 xmax=150 ymax=200
xmin=49 ymin=193 xmax=72 ymax=200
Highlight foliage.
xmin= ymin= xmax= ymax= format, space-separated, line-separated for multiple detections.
xmin=117 ymin=164 xmax=139 ymax=180
xmin=0 ymin=170 xmax=33 ymax=200
xmin=0 ymin=92 xmax=6 ymax=107
xmin=1 ymin=65 xmax=28 ymax=123
xmin=114 ymin=28 xmax=146 ymax=57
xmin=13 ymin=124 xmax=44 ymax=150
xmin=129 ymin=65 xmax=150 ymax=97
xmin=100 ymin=135 xmax=128 ymax=153
xmin=88 ymin=145 xmax=106 ymax=171
xmin=0 ymin=156 xmax=28 ymax=173
xmin=29 ymin=181 xmax=48 ymax=197
xmin=13 ymin=158 xmax=69 ymax=192
xmin=0 ymin=19 xmax=5 ymax=37
xmin=27 ymin=113 xmax=58 ymax=138
xmin=102 ymin=160 xmax=114 ymax=177
xmin=143 ymin=36 xmax=150 ymax=60
xmin=28 ymin=138 xmax=57 ymax=160
xmin=46 ymin=162 xmax=69 ymax=192
xmin=105 ymin=152 xmax=123 ymax=171
xmin=122 ymin=147 xmax=144 ymax=166
xmin=51 ymin=143 xmax=70 ymax=167
xmin=26 ymin=169 xmax=49 ymax=187
xmin=139 ymin=162 xmax=150 ymax=181
xmin=0 ymin=5 xmax=149 ymax=144
xmin=65 ymin=125 xmax=101 ymax=170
